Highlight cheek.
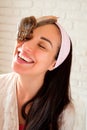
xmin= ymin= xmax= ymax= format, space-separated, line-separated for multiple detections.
xmin=37 ymin=52 xmax=55 ymax=66
xmin=36 ymin=52 xmax=48 ymax=61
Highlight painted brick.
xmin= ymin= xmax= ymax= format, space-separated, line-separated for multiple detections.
xmin=55 ymin=1 xmax=81 ymax=10
xmin=0 ymin=0 xmax=12 ymax=7
xmin=20 ymin=8 xmax=42 ymax=17
xmin=0 ymin=31 xmax=12 ymax=39
xmin=0 ymin=8 xmax=13 ymax=16
xmin=12 ymin=0 xmax=33 ymax=8
xmin=0 ymin=16 xmax=20 ymax=24
xmin=0 ymin=24 xmax=17 ymax=32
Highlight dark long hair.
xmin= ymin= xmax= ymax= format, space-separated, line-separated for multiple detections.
xmin=21 ymin=42 xmax=72 ymax=130
xmin=18 ymin=16 xmax=72 ymax=130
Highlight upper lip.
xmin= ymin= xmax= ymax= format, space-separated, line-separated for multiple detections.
xmin=17 ymin=48 xmax=35 ymax=63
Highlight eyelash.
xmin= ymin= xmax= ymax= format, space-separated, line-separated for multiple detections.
xmin=38 ymin=44 xmax=46 ymax=49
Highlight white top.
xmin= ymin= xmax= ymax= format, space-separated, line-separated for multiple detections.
xmin=0 ymin=72 xmax=86 ymax=130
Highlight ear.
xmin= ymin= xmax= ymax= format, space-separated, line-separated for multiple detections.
xmin=48 ymin=60 xmax=56 ymax=71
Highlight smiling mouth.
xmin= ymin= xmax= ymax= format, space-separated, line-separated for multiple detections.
xmin=17 ymin=52 xmax=34 ymax=64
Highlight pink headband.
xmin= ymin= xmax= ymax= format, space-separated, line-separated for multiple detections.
xmin=54 ymin=22 xmax=71 ymax=69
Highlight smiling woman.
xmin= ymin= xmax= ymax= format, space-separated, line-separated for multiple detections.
xmin=12 ymin=17 xmax=61 ymax=76
xmin=0 ymin=15 xmax=79 ymax=130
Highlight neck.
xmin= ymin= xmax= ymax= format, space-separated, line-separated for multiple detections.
xmin=16 ymin=74 xmax=45 ymax=104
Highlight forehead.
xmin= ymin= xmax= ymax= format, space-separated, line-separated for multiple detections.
xmin=33 ymin=24 xmax=61 ymax=46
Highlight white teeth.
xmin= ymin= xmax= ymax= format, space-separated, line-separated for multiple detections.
xmin=19 ymin=53 xmax=33 ymax=63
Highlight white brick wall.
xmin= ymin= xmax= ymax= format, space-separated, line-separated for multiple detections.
xmin=0 ymin=0 xmax=87 ymax=128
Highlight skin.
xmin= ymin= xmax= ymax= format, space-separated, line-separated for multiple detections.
xmin=12 ymin=24 xmax=61 ymax=124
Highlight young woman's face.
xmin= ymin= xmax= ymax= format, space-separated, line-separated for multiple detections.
xmin=12 ymin=24 xmax=61 ymax=77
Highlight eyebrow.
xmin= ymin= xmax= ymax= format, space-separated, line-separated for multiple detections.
xmin=40 ymin=37 xmax=53 ymax=48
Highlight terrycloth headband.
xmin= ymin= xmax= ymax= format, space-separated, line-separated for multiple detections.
xmin=54 ymin=22 xmax=71 ymax=69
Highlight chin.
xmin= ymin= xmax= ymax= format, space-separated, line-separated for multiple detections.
xmin=11 ymin=62 xmax=31 ymax=76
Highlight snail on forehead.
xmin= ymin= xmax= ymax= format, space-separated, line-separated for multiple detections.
xmin=17 ymin=16 xmax=58 ymax=42
xmin=17 ymin=16 xmax=37 ymax=41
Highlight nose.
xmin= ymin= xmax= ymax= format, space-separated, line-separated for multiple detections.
xmin=21 ymin=40 xmax=35 ymax=53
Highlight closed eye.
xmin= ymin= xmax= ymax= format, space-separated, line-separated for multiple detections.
xmin=38 ymin=44 xmax=46 ymax=49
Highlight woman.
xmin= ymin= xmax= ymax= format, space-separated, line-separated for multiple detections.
xmin=0 ymin=16 xmax=75 ymax=130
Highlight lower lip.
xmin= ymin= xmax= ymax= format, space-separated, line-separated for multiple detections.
xmin=14 ymin=55 xmax=33 ymax=64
